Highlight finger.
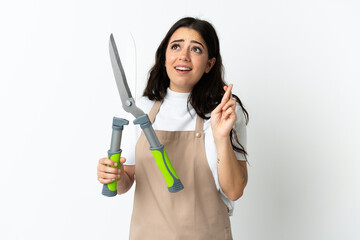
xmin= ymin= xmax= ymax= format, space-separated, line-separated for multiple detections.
xmin=222 ymin=84 xmax=233 ymax=102
xmin=223 ymin=107 xmax=236 ymax=120
xmin=212 ymin=84 xmax=234 ymax=116
xmin=120 ymin=157 xmax=126 ymax=164
xmin=98 ymin=164 xmax=120 ymax=174
xmin=99 ymin=157 xmax=119 ymax=167
xmin=97 ymin=166 xmax=118 ymax=176
xmin=98 ymin=177 xmax=116 ymax=184
xmin=99 ymin=158 xmax=126 ymax=172
xmin=98 ymin=171 xmax=121 ymax=180
xmin=222 ymin=99 xmax=236 ymax=111
xmin=211 ymin=99 xmax=226 ymax=117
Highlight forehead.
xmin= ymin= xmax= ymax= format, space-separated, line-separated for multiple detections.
xmin=169 ymin=27 xmax=206 ymax=46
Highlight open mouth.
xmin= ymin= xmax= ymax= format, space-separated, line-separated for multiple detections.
xmin=175 ymin=66 xmax=192 ymax=72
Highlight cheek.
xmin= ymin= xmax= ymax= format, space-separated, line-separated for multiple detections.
xmin=197 ymin=58 xmax=210 ymax=72
xmin=166 ymin=51 xmax=176 ymax=62
xmin=165 ymin=54 xmax=171 ymax=67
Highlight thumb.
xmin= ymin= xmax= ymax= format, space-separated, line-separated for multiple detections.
xmin=120 ymin=157 xmax=126 ymax=164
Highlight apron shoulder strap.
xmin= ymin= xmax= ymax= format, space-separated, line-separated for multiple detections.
xmin=195 ymin=114 xmax=204 ymax=132
xmin=148 ymin=100 xmax=162 ymax=124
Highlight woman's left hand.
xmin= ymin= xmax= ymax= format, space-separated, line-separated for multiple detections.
xmin=211 ymin=84 xmax=237 ymax=139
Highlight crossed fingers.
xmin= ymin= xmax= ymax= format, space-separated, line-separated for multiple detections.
xmin=221 ymin=84 xmax=236 ymax=119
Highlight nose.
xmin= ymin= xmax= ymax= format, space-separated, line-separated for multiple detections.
xmin=179 ymin=48 xmax=190 ymax=61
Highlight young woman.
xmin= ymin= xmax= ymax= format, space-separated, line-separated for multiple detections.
xmin=97 ymin=17 xmax=249 ymax=239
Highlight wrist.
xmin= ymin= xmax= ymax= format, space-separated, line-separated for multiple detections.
xmin=117 ymin=170 xmax=131 ymax=194
xmin=214 ymin=135 xmax=232 ymax=149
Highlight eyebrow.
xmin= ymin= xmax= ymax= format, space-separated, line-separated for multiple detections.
xmin=170 ymin=39 xmax=205 ymax=49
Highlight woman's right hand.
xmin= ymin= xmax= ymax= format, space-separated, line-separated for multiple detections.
xmin=97 ymin=157 xmax=126 ymax=184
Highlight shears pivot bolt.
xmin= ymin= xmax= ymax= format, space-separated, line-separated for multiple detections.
xmin=125 ymin=100 xmax=132 ymax=107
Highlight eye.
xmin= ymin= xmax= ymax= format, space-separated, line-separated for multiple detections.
xmin=192 ymin=46 xmax=202 ymax=54
xmin=171 ymin=44 xmax=180 ymax=50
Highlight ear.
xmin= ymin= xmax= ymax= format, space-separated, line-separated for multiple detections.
xmin=205 ymin=57 xmax=216 ymax=73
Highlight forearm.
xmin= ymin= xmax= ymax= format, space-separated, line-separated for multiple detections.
xmin=215 ymin=136 xmax=248 ymax=201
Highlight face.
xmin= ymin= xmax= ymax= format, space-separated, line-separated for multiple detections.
xmin=165 ymin=27 xmax=216 ymax=93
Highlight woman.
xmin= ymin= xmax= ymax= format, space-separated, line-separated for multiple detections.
xmin=97 ymin=17 xmax=249 ymax=239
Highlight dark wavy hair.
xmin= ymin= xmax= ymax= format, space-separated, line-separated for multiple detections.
xmin=143 ymin=17 xmax=249 ymax=159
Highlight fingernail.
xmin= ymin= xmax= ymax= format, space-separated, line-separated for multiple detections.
xmin=114 ymin=163 xmax=118 ymax=167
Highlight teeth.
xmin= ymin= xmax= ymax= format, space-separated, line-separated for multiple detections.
xmin=175 ymin=67 xmax=191 ymax=71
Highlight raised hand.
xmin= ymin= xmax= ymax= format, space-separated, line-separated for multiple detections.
xmin=210 ymin=84 xmax=237 ymax=140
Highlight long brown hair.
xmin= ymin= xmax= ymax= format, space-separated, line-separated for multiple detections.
xmin=143 ymin=17 xmax=249 ymax=158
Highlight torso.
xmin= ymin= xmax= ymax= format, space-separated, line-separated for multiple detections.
xmin=129 ymin=101 xmax=233 ymax=240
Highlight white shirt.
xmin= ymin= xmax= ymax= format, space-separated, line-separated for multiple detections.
xmin=122 ymin=88 xmax=247 ymax=215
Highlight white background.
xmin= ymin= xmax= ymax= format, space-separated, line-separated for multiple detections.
xmin=1 ymin=0 xmax=359 ymax=239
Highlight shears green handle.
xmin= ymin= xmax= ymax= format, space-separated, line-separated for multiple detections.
xmin=150 ymin=145 xmax=183 ymax=192
xmin=102 ymin=117 xmax=129 ymax=197
xmin=134 ymin=115 xmax=184 ymax=192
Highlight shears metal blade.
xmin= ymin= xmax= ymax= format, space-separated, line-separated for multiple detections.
xmin=109 ymin=33 xmax=144 ymax=118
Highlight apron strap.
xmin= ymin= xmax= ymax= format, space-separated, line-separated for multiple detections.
xmin=148 ymin=100 xmax=163 ymax=124
xmin=195 ymin=114 xmax=204 ymax=132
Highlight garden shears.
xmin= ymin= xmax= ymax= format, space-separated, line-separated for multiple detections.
xmin=102 ymin=34 xmax=184 ymax=196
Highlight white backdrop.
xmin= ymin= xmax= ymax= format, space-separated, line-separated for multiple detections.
xmin=1 ymin=0 xmax=359 ymax=239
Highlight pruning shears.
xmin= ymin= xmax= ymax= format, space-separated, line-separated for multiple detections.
xmin=102 ymin=34 xmax=184 ymax=197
